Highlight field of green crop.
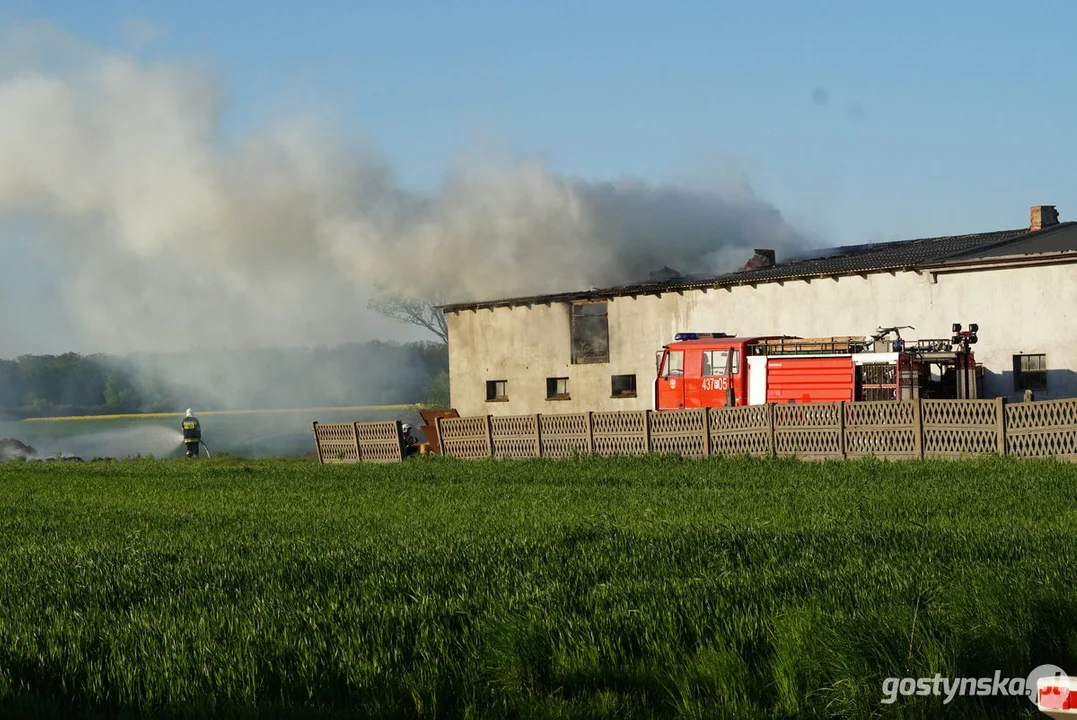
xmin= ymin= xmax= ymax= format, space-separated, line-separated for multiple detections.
xmin=0 ymin=454 xmax=1074 ymax=718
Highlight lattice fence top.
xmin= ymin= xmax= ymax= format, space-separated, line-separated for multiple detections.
xmin=1006 ymin=398 xmax=1077 ymax=431
xmin=774 ymin=402 xmax=841 ymax=428
xmin=592 ymin=410 xmax=647 ymax=435
xmin=709 ymin=404 xmax=769 ymax=432
xmin=491 ymin=415 xmax=539 ymax=436
xmin=314 ymin=423 xmax=356 ymax=442
xmin=441 ymin=415 xmax=490 ymax=437
xmin=356 ymin=421 xmax=400 ymax=442
xmin=845 ymin=400 xmax=915 ymax=427
xmin=539 ymin=413 xmax=590 ymax=436
xmin=650 ymin=408 xmax=705 ymax=435
xmin=921 ymin=399 xmax=998 ymax=427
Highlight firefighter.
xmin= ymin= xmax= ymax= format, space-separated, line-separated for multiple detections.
xmin=182 ymin=409 xmax=202 ymax=458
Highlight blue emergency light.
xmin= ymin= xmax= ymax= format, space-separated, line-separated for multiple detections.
xmin=674 ymin=332 xmax=732 ymax=341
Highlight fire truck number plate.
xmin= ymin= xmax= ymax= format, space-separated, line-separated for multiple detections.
xmin=702 ymin=377 xmax=729 ymax=391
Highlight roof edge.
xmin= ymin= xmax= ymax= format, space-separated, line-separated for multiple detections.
xmin=436 ymin=223 xmax=1077 ymax=313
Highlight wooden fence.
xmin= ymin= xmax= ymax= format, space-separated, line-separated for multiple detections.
xmin=313 ymin=398 xmax=1077 ymax=463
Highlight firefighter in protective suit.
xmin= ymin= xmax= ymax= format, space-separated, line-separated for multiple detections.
xmin=182 ymin=409 xmax=202 ymax=458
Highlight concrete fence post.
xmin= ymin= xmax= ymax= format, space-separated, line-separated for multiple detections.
xmin=837 ymin=401 xmax=846 ymax=460
xmin=702 ymin=408 xmax=712 ymax=457
xmin=766 ymin=403 xmax=776 ymax=458
xmin=311 ymin=421 xmax=324 ymax=464
xmin=534 ymin=413 xmax=543 ymax=458
xmin=913 ymin=398 xmax=924 ymax=460
xmin=996 ymin=396 xmax=1007 ymax=456
xmin=351 ymin=422 xmax=362 ymax=462
xmin=586 ymin=411 xmax=595 ymax=455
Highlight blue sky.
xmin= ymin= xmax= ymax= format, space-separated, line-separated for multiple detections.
xmin=3 ymin=0 xmax=1076 ymax=248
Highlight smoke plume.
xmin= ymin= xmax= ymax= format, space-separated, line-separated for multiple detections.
xmin=0 ymin=23 xmax=812 ymax=414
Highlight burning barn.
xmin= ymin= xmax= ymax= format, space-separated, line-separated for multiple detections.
xmin=439 ymin=205 xmax=1077 ymax=416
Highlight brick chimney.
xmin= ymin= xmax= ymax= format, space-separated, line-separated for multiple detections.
xmin=1030 ymin=205 xmax=1059 ymax=231
xmin=742 ymin=249 xmax=776 ymax=271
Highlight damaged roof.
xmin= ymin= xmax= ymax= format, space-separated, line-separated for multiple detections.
xmin=438 ymin=220 xmax=1077 ymax=313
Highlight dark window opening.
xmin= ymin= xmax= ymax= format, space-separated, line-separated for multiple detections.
xmin=571 ymin=301 xmax=609 ymax=364
xmin=612 ymin=374 xmax=637 ymax=398
xmin=546 ymin=377 xmax=569 ymax=400
xmin=1013 ymin=354 xmax=1047 ymax=392
xmin=486 ymin=379 xmax=508 ymax=401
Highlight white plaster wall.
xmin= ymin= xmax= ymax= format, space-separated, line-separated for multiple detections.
xmin=446 ymin=264 xmax=1077 ymax=416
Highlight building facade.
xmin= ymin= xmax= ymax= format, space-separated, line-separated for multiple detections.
xmin=441 ymin=207 xmax=1077 ymax=417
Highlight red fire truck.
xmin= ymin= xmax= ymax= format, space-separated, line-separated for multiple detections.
xmin=655 ymin=324 xmax=982 ymax=410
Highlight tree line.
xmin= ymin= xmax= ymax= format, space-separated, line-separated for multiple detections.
xmin=0 ymin=341 xmax=449 ymax=420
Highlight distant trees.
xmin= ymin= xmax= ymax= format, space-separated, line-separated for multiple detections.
xmin=0 ymin=341 xmax=449 ymax=419
xmin=423 ymin=370 xmax=451 ymax=409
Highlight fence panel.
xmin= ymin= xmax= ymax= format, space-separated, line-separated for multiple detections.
xmin=355 ymin=421 xmax=405 ymax=463
xmin=438 ymin=415 xmax=493 ymax=459
xmin=650 ymin=409 xmax=708 ymax=459
xmin=592 ymin=410 xmax=649 ymax=456
xmin=320 ymin=397 xmax=1077 ymax=464
xmin=773 ymin=402 xmax=844 ymax=459
xmin=708 ymin=405 xmax=772 ymax=457
xmin=922 ymin=398 xmax=1001 ymax=458
xmin=844 ymin=400 xmax=920 ymax=460
xmin=490 ymin=415 xmax=541 ymax=459
xmin=539 ymin=413 xmax=592 ymax=458
xmin=312 ymin=422 xmax=360 ymax=463
xmin=1005 ymin=398 xmax=1077 ymax=459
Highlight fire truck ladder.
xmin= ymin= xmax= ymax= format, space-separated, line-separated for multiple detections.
xmin=751 ymin=336 xmax=872 ymax=356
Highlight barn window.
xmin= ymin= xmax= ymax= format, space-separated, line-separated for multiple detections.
xmin=570 ymin=301 xmax=609 ymax=364
xmin=546 ymin=377 xmax=569 ymax=400
xmin=486 ymin=380 xmax=508 ymax=401
xmin=1013 ymin=354 xmax=1047 ymax=392
xmin=611 ymin=374 xmax=637 ymax=398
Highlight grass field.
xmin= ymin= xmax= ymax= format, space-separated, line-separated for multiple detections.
xmin=0 ymin=454 xmax=1074 ymax=718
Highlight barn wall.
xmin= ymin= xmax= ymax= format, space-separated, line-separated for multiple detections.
xmin=446 ymin=263 xmax=1077 ymax=416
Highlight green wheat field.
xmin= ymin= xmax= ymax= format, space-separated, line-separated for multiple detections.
xmin=0 ymin=454 xmax=1074 ymax=718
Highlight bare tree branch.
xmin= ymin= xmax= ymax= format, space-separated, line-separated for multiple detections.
xmin=368 ymin=294 xmax=448 ymax=344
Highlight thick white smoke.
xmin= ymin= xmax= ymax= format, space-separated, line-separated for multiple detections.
xmin=0 ymin=22 xmax=812 ymax=360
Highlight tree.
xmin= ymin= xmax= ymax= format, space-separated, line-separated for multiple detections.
xmin=423 ymin=370 xmax=451 ymax=409
xmin=103 ymin=374 xmax=134 ymax=410
xmin=367 ymin=293 xmax=449 ymax=344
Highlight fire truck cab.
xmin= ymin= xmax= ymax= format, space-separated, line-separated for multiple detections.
xmin=655 ymin=326 xmax=982 ymax=410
